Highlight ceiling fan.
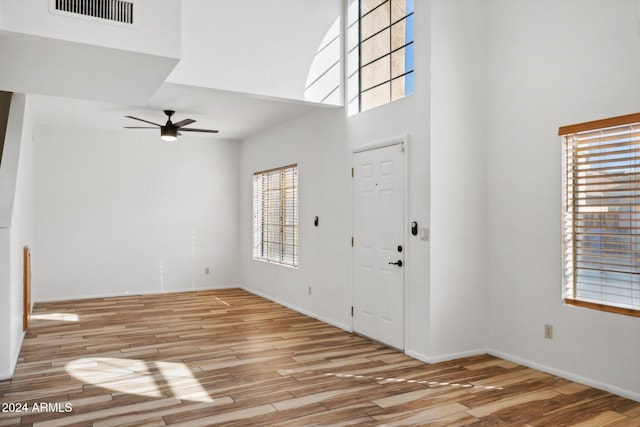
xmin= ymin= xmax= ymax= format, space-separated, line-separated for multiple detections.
xmin=124 ymin=110 xmax=219 ymax=141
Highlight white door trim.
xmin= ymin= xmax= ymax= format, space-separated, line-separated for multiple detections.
xmin=351 ymin=135 xmax=410 ymax=350
xmin=353 ymin=135 xmax=408 ymax=154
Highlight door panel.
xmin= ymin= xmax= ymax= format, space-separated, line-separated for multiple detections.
xmin=353 ymin=143 xmax=404 ymax=349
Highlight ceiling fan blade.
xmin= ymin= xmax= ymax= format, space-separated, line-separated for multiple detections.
xmin=124 ymin=126 xmax=157 ymax=129
xmin=173 ymin=119 xmax=196 ymax=128
xmin=125 ymin=115 xmax=161 ymax=127
xmin=180 ymin=128 xmax=219 ymax=133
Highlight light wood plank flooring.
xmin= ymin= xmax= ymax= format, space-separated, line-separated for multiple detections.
xmin=1 ymin=289 xmax=638 ymax=426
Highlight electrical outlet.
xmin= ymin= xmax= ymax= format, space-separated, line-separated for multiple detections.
xmin=205 ymin=268 xmax=210 ymax=275
xmin=544 ymin=324 xmax=553 ymax=339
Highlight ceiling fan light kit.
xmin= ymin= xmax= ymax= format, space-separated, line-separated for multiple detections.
xmin=125 ymin=110 xmax=219 ymax=141
xmin=160 ymin=126 xmax=177 ymax=141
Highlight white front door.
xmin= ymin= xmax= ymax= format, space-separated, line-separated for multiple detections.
xmin=352 ymin=143 xmax=405 ymax=349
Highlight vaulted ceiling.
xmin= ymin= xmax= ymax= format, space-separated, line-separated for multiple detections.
xmin=0 ymin=0 xmax=342 ymax=140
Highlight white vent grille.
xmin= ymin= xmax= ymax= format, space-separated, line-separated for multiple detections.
xmin=53 ymin=0 xmax=134 ymax=25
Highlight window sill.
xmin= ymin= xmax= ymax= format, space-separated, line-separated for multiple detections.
xmin=252 ymin=257 xmax=299 ymax=270
xmin=565 ymin=298 xmax=640 ymax=317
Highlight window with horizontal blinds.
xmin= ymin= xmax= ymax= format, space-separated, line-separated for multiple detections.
xmin=252 ymin=164 xmax=298 ymax=267
xmin=560 ymin=113 xmax=640 ymax=316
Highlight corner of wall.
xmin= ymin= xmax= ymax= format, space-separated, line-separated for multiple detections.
xmin=0 ymin=93 xmax=33 ymax=380
xmin=0 ymin=91 xmax=13 ymax=166
xmin=0 ymin=228 xmax=12 ymax=379
xmin=0 ymin=93 xmax=25 ymax=227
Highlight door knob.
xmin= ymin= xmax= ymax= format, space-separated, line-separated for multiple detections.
xmin=388 ymin=260 xmax=403 ymax=267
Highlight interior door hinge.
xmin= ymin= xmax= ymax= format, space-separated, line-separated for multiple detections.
xmin=351 ymin=167 xmax=354 ymax=177
xmin=351 ymin=306 xmax=354 ymax=317
xmin=351 ymin=237 xmax=354 ymax=247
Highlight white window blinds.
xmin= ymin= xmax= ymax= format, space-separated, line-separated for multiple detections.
xmin=252 ymin=164 xmax=298 ymax=267
xmin=560 ymin=113 xmax=640 ymax=316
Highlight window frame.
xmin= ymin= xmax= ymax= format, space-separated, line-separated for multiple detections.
xmin=560 ymin=113 xmax=640 ymax=317
xmin=252 ymin=164 xmax=299 ymax=268
xmin=347 ymin=0 xmax=415 ymax=114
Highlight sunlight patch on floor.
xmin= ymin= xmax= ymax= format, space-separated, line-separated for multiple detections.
xmin=278 ymin=368 xmax=503 ymax=391
xmin=212 ymin=295 xmax=231 ymax=306
xmin=31 ymin=312 xmax=80 ymax=322
xmin=66 ymin=357 xmax=214 ymax=402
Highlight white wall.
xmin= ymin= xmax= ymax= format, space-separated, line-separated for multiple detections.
xmin=0 ymin=227 xmax=10 ymax=378
xmin=240 ymin=0 xmax=640 ymax=401
xmin=0 ymin=93 xmax=35 ymax=379
xmin=429 ymin=0 xmax=487 ymax=359
xmin=33 ymin=126 xmax=240 ymax=301
xmin=0 ymin=1 xmax=180 ymax=105
xmin=167 ymin=0 xmax=342 ymax=103
xmin=486 ymin=0 xmax=640 ymax=400
xmin=240 ymin=0 xmax=490 ymax=363
xmin=240 ymin=108 xmax=352 ymax=330
xmin=0 ymin=0 xmax=181 ymax=58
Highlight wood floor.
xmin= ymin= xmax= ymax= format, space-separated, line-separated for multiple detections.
xmin=1 ymin=289 xmax=639 ymax=426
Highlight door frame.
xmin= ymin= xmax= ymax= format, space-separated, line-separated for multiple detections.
xmin=351 ymin=135 xmax=410 ymax=350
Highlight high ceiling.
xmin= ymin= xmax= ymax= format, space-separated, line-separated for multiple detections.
xmin=29 ymin=84 xmax=330 ymax=141
xmin=0 ymin=0 xmax=343 ymax=141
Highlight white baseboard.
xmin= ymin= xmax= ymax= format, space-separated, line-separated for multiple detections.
xmin=405 ymin=348 xmax=487 ymax=365
xmin=487 ymin=348 xmax=640 ymax=403
xmin=33 ymin=285 xmax=241 ymax=303
xmin=406 ymin=347 xmax=639 ymax=403
xmin=241 ymin=286 xmax=352 ymax=333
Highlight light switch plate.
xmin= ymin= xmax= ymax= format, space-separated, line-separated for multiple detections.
xmin=420 ymin=228 xmax=430 ymax=241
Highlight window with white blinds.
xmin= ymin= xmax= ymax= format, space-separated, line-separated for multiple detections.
xmin=560 ymin=113 xmax=640 ymax=317
xmin=252 ymin=164 xmax=298 ymax=267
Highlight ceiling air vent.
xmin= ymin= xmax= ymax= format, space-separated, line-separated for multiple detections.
xmin=52 ymin=0 xmax=135 ymax=25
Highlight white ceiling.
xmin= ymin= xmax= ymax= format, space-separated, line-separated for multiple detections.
xmin=168 ymin=0 xmax=342 ymax=102
xmin=29 ymin=83 xmax=336 ymax=141
xmin=2 ymin=0 xmax=343 ymax=142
